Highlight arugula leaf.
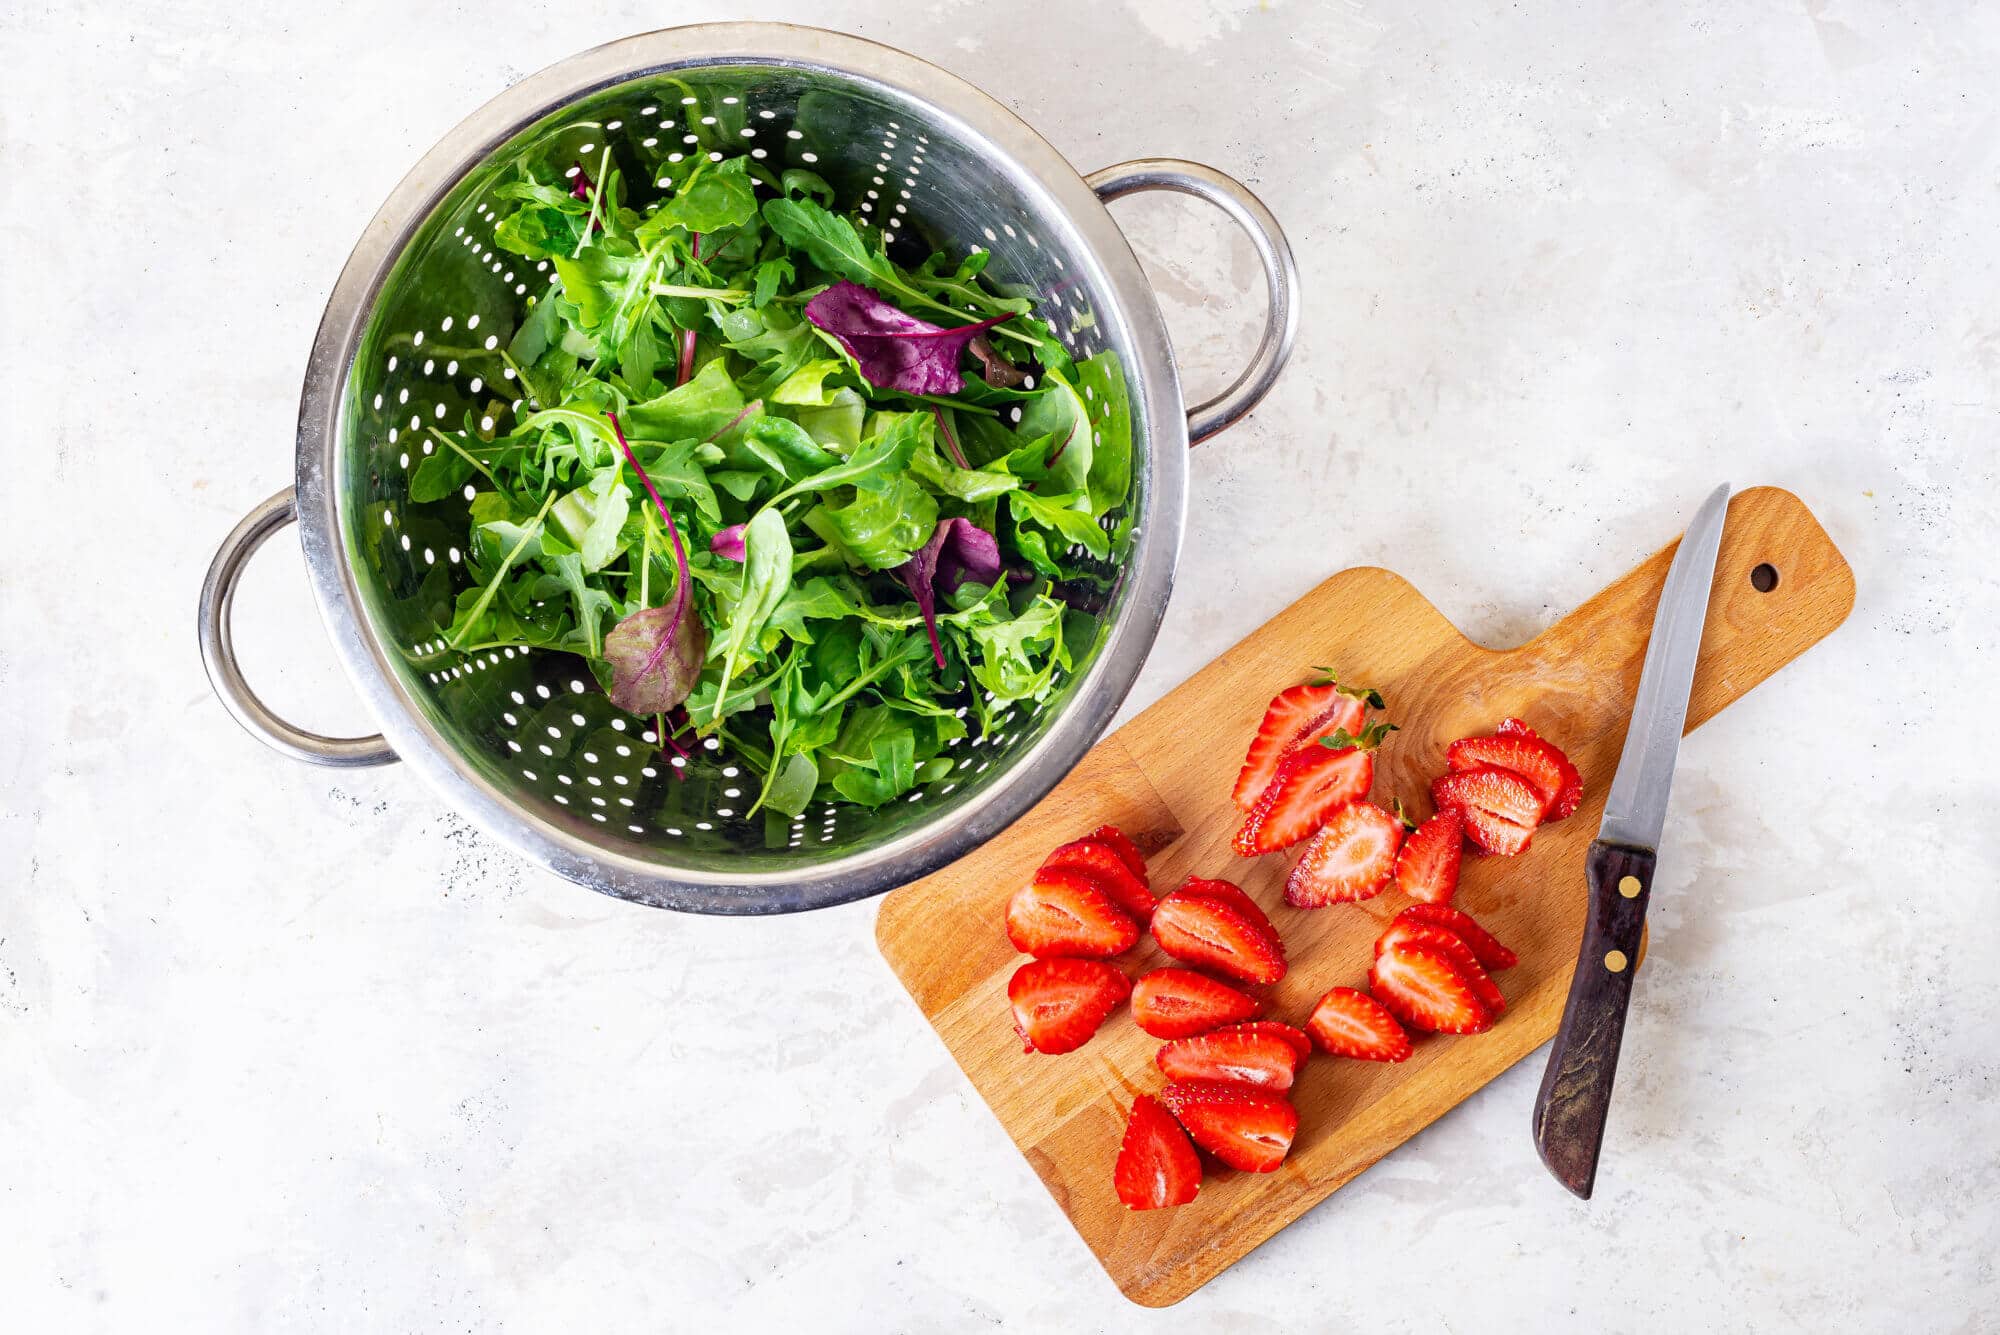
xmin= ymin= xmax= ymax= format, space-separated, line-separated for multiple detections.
xmin=1008 ymin=488 xmax=1112 ymax=560
xmin=767 ymin=410 xmax=926 ymax=506
xmin=706 ymin=507 xmax=791 ymax=726
xmin=648 ymin=157 xmax=759 ymax=236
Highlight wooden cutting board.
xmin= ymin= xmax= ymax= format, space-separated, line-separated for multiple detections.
xmin=874 ymin=487 xmax=1853 ymax=1306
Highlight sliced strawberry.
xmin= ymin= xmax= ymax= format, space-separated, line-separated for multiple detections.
xmin=1457 ymin=801 xmax=1535 ymax=856
xmin=1131 ymin=968 xmax=1263 ymax=1039
xmin=1174 ymin=875 xmax=1277 ymax=939
xmin=1447 ymin=733 xmax=1583 ymax=822
xmin=1005 ymin=868 xmax=1139 ymax=958
xmin=1369 ymin=943 xmax=1493 ymax=1035
xmin=1431 ymin=767 xmax=1545 ymax=828
xmin=1232 ymin=675 xmax=1379 ymax=811
xmin=1431 ymin=767 xmax=1542 ymax=855
xmin=1397 ymin=903 xmax=1519 ymax=969
xmin=1233 ymin=1020 xmax=1315 ymax=1063
xmin=1306 ymin=986 xmax=1412 ymax=1062
xmin=1089 ymin=824 xmax=1150 ymax=881
xmin=1234 ymin=722 xmax=1390 ymax=856
xmin=1498 ymin=718 xmax=1583 ymax=819
xmin=1008 ymin=958 xmax=1129 ymax=1053
xmin=1041 ymin=838 xmax=1155 ymax=923
xmin=1160 ymin=1081 xmax=1299 ymax=1173
xmin=1394 ymin=809 xmax=1464 ymax=904
xmin=1115 ymin=1095 xmax=1201 ymax=1210
xmin=1156 ymin=1028 xmax=1300 ymax=1091
xmin=1151 ymin=885 xmax=1287 ymax=985
xmin=1375 ymin=920 xmax=1505 ymax=1016
xmin=1284 ymin=801 xmax=1405 ymax=907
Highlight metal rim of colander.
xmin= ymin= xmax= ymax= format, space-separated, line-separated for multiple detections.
xmin=292 ymin=24 xmax=1200 ymax=913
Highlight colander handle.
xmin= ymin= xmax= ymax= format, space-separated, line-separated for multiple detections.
xmin=198 ymin=488 xmax=397 ymax=767
xmin=1087 ymin=159 xmax=1299 ymax=445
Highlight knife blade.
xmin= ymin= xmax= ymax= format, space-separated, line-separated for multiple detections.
xmin=1532 ymin=483 xmax=1731 ymax=1199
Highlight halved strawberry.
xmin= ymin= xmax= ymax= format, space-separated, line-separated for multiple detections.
xmin=1448 ymin=733 xmax=1582 ymax=822
xmin=1005 ymin=868 xmax=1139 ymax=958
xmin=1115 ymin=1095 xmax=1201 ymax=1210
xmin=1041 ymin=837 xmax=1155 ymax=923
xmin=1396 ymin=903 xmax=1519 ymax=969
xmin=1160 ymin=1081 xmax=1299 ymax=1173
xmin=1131 ymin=968 xmax=1263 ymax=1039
xmin=1232 ymin=674 xmax=1380 ymax=811
xmin=1375 ymin=920 xmax=1505 ymax=1016
xmin=1175 ymin=875 xmax=1276 ymax=938
xmin=1369 ymin=943 xmax=1493 ymax=1035
xmin=1008 ymin=958 xmax=1131 ymax=1054
xmin=1284 ymin=801 xmax=1405 ymax=907
xmin=1233 ymin=1020 xmax=1315 ymax=1063
xmin=1156 ymin=1028 xmax=1300 ymax=1091
xmin=1306 ymin=986 xmax=1412 ymax=1062
xmin=1457 ymin=802 xmax=1535 ymax=856
xmin=1393 ymin=809 xmax=1463 ymax=904
xmin=1151 ymin=885 xmax=1287 ymax=985
xmin=1235 ymin=720 xmax=1393 ymax=856
xmin=1498 ymin=718 xmax=1583 ymax=819
xmin=1089 ymin=824 xmax=1150 ymax=881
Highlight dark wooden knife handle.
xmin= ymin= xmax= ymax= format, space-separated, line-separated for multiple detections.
xmin=1532 ymin=840 xmax=1656 ymax=1199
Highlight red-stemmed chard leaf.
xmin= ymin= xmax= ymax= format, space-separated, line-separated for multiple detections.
xmin=932 ymin=408 xmax=971 ymax=470
xmin=674 ymin=235 xmax=704 ymax=386
xmin=676 ymin=329 xmax=697 ymax=386
xmin=602 ymin=412 xmax=707 ymax=714
xmin=805 ymin=281 xmax=1015 ymax=396
xmin=896 ymin=518 xmax=1003 ymax=669
xmin=711 ymin=523 xmax=747 ymax=562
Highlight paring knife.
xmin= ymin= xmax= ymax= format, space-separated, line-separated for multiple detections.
xmin=1532 ymin=483 xmax=1732 ymax=1199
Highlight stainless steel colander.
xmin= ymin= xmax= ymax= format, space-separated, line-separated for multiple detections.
xmin=197 ymin=24 xmax=1296 ymax=914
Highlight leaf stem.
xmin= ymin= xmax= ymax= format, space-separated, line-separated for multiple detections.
xmin=651 ymin=282 xmax=749 ymax=301
xmin=573 ymin=145 xmax=613 ymax=256
xmin=446 ymin=490 xmax=557 ymax=648
xmin=428 ymin=428 xmax=498 ymax=485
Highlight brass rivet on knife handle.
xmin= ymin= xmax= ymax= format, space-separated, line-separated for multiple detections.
xmin=1619 ymin=875 xmax=1642 ymax=898
xmin=1604 ymin=950 xmax=1628 ymax=973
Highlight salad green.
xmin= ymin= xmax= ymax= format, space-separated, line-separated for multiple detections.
xmin=421 ymin=151 xmax=1132 ymax=819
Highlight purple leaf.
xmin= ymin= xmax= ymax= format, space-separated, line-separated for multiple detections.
xmin=602 ymin=605 xmax=708 ymax=715
xmin=603 ymin=412 xmax=707 ymax=714
xmin=805 ymin=281 xmax=1015 ymax=396
xmin=968 ymin=333 xmax=1027 ymax=388
xmin=570 ymin=163 xmax=595 ymax=202
xmin=711 ymin=523 xmax=747 ymax=562
xmin=896 ymin=518 xmax=1004 ymax=669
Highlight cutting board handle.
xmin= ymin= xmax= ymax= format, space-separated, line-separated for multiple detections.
xmin=1508 ymin=487 xmax=1854 ymax=736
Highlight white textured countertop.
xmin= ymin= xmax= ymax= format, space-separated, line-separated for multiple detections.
xmin=5 ymin=1 xmax=1995 ymax=1329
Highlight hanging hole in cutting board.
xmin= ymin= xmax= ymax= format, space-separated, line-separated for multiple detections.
xmin=1750 ymin=562 xmax=1780 ymax=592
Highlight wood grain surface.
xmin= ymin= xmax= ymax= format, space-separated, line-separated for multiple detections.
xmin=875 ymin=487 xmax=1853 ymax=1306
